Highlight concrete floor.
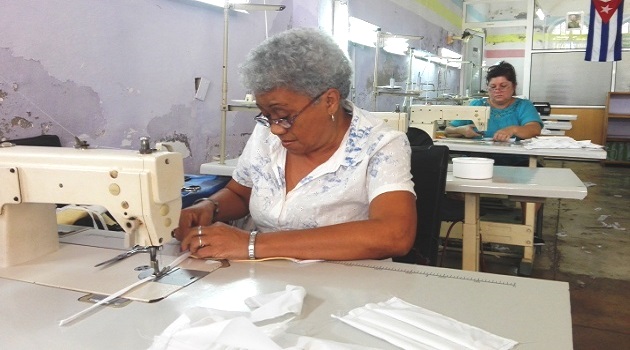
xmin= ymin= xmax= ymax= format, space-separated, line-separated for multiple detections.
xmin=440 ymin=160 xmax=630 ymax=350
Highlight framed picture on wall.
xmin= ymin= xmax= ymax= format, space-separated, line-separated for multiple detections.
xmin=566 ymin=11 xmax=583 ymax=31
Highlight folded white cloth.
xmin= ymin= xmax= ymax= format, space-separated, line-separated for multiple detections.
xmin=333 ymin=297 xmax=517 ymax=350
xmin=523 ymin=136 xmax=603 ymax=150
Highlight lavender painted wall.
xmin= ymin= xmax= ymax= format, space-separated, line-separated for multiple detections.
xmin=0 ymin=0 xmax=460 ymax=173
xmin=349 ymin=0 xmax=462 ymax=112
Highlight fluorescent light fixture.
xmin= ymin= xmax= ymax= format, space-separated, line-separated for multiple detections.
xmin=188 ymin=0 xmax=284 ymax=12
xmin=380 ymin=32 xmax=423 ymax=55
xmin=413 ymin=48 xmax=462 ymax=68
xmin=439 ymin=47 xmax=462 ymax=67
xmin=383 ymin=37 xmax=409 ymax=55
xmin=348 ymin=17 xmax=378 ymax=48
xmin=439 ymin=47 xmax=461 ymax=59
xmin=190 ymin=0 xmax=234 ymax=7
xmin=413 ymin=49 xmax=437 ymax=64
xmin=230 ymin=3 xmax=285 ymax=12
xmin=536 ymin=8 xmax=545 ymax=20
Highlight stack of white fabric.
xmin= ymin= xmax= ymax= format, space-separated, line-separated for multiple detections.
xmin=522 ymin=136 xmax=603 ymax=150
xmin=333 ymin=297 xmax=518 ymax=350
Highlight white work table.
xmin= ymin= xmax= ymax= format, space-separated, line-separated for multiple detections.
xmin=0 ymin=255 xmax=572 ymax=349
xmin=435 ymin=138 xmax=606 ymax=166
xmin=446 ymin=166 xmax=587 ymax=200
xmin=446 ymin=166 xmax=587 ymax=273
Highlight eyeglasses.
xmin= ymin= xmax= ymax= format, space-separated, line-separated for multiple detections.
xmin=254 ymin=90 xmax=327 ymax=129
xmin=487 ymin=84 xmax=512 ymax=92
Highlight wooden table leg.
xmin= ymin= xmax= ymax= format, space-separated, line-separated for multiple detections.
xmin=462 ymin=193 xmax=481 ymax=271
xmin=519 ymin=201 xmax=537 ymax=275
xmin=528 ymin=155 xmax=538 ymax=168
xmin=520 ymin=155 xmax=538 ymax=275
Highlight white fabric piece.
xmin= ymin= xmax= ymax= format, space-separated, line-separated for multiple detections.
xmin=150 ymin=285 xmax=310 ymax=350
xmin=333 ymin=297 xmax=517 ymax=350
xmin=57 ymin=204 xmax=112 ymax=230
xmin=246 ymin=285 xmax=307 ymax=323
xmin=149 ymin=316 xmax=283 ymax=350
xmin=522 ymin=136 xmax=603 ymax=150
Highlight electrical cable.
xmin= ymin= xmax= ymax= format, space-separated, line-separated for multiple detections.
xmin=439 ymin=220 xmax=461 ymax=267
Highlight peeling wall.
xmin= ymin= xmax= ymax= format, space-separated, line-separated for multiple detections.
xmin=0 ymin=0 xmax=459 ymax=173
xmin=0 ymin=0 xmax=292 ymax=173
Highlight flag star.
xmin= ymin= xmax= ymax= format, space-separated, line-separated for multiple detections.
xmin=600 ymin=5 xmax=612 ymax=13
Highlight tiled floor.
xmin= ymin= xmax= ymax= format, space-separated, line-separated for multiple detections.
xmin=440 ymin=160 xmax=630 ymax=349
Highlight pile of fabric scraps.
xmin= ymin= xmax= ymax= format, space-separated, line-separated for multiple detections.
xmin=522 ymin=136 xmax=603 ymax=150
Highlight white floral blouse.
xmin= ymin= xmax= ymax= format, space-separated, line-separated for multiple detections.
xmin=233 ymin=104 xmax=414 ymax=233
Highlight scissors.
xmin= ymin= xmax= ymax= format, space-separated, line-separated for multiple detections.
xmin=94 ymin=245 xmax=149 ymax=267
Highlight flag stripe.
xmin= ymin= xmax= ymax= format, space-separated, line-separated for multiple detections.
xmin=585 ymin=0 xmax=625 ymax=62
xmin=614 ymin=5 xmax=623 ymax=61
xmin=585 ymin=0 xmax=597 ymax=61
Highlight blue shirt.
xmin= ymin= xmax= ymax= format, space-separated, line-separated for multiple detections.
xmin=451 ymin=98 xmax=543 ymax=139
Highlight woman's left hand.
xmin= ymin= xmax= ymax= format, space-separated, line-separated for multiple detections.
xmin=181 ymin=222 xmax=250 ymax=260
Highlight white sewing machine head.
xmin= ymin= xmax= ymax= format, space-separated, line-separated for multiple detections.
xmin=409 ymin=105 xmax=490 ymax=138
xmin=0 ymin=141 xmax=183 ymax=267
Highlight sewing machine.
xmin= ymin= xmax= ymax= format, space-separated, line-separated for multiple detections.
xmin=370 ymin=111 xmax=409 ymax=132
xmin=409 ymin=105 xmax=490 ymax=137
xmin=0 ymin=140 xmax=184 ymax=273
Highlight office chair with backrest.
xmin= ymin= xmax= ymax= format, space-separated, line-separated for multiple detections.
xmin=393 ymin=144 xmax=450 ymax=266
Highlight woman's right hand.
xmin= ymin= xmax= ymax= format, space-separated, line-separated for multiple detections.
xmin=459 ymin=124 xmax=482 ymax=138
xmin=172 ymin=200 xmax=216 ymax=241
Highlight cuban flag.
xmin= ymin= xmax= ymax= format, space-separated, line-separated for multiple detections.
xmin=585 ymin=0 xmax=624 ymax=62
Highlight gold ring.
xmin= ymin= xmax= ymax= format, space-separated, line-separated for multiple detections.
xmin=197 ymin=226 xmax=204 ymax=248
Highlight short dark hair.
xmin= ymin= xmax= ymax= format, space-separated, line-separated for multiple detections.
xmin=486 ymin=61 xmax=517 ymax=86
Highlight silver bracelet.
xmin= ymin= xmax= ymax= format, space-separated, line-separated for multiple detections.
xmin=248 ymin=230 xmax=258 ymax=260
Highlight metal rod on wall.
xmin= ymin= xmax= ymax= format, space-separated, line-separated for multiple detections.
xmin=218 ymin=1 xmax=285 ymax=165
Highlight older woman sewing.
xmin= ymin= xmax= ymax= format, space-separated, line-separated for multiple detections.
xmin=173 ymin=28 xmax=417 ymax=261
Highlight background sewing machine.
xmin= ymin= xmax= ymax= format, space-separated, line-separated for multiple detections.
xmin=0 ymin=141 xmax=183 ymax=272
xmin=369 ymin=111 xmax=409 ymax=132
xmin=409 ymin=105 xmax=490 ymax=137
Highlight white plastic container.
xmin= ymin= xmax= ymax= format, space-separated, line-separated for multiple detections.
xmin=452 ymin=157 xmax=494 ymax=179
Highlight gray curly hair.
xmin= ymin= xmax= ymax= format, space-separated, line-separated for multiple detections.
xmin=239 ymin=27 xmax=353 ymax=100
